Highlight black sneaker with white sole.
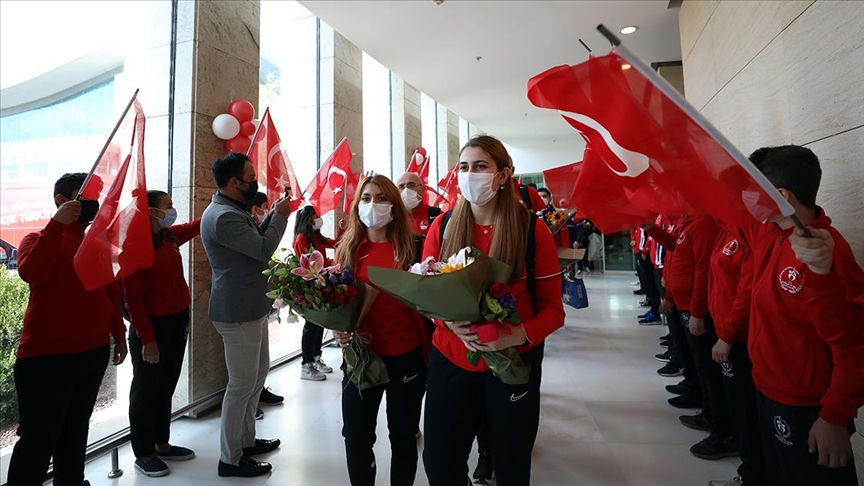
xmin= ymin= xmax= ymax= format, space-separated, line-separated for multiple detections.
xmin=656 ymin=363 xmax=683 ymax=377
xmin=668 ymin=393 xmax=703 ymax=409
xmin=472 ymin=452 xmax=494 ymax=485
xmin=654 ymin=352 xmax=671 ymax=363
xmin=679 ymin=412 xmax=711 ymax=431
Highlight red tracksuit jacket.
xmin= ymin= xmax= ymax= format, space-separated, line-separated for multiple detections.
xmin=709 ymin=229 xmax=753 ymax=344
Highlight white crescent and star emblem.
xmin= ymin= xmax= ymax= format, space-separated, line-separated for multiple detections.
xmin=328 ymin=166 xmax=348 ymax=194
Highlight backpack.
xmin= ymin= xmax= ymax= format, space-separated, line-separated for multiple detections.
xmin=439 ymin=210 xmax=538 ymax=312
xmin=412 ymin=206 xmax=444 ymax=264
xmin=518 ymin=184 xmax=534 ymax=212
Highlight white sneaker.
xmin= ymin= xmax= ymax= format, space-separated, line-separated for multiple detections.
xmin=314 ymin=356 xmax=333 ymax=374
xmin=301 ymin=362 xmax=326 ymax=381
xmin=708 ymin=477 xmax=743 ymax=486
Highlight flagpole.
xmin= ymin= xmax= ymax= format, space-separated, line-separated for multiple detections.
xmin=246 ymin=107 xmax=268 ymax=157
xmin=79 ymin=89 xmax=140 ymax=196
xmin=595 ymin=24 xmax=797 ymax=225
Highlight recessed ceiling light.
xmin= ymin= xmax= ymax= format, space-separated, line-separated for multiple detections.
xmin=620 ymin=26 xmax=638 ymax=35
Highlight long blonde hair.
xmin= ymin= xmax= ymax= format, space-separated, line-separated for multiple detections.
xmin=440 ymin=135 xmax=529 ymax=281
xmin=336 ymin=174 xmax=416 ymax=270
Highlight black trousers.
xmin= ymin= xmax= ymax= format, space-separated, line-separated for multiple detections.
xmin=128 ymin=308 xmax=190 ymax=458
xmin=301 ymin=321 xmax=325 ymax=364
xmin=638 ymin=257 xmax=660 ymax=315
xmin=653 ymin=266 xmax=665 ymax=300
xmin=666 ymin=308 xmax=698 ymax=391
xmin=755 ymin=389 xmax=858 ymax=486
xmin=721 ymin=342 xmax=765 ymax=485
xmin=424 ymin=343 xmax=545 ymax=486
xmin=8 ymin=345 xmax=110 ymax=486
xmin=681 ymin=311 xmax=730 ymax=437
xmin=341 ymin=346 xmax=426 ymax=486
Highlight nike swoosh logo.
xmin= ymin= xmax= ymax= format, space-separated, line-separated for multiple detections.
xmin=510 ymin=391 xmax=529 ymax=402
xmin=403 ymin=373 xmax=420 ymax=383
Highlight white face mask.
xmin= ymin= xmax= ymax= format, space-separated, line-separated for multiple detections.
xmin=157 ymin=208 xmax=177 ymax=229
xmin=312 ymin=217 xmax=324 ymax=230
xmin=458 ymin=172 xmax=498 ymax=206
xmin=400 ymin=187 xmax=421 ymax=210
xmin=358 ymin=202 xmax=393 ymax=229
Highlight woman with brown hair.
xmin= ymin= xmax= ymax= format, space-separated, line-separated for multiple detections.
xmin=421 ymin=135 xmax=565 ymax=486
xmin=332 ymin=174 xmax=426 ymax=486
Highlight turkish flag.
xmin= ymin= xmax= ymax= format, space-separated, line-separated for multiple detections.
xmin=436 ymin=164 xmax=460 ymax=213
xmin=542 ymin=161 xmax=582 ymax=209
xmin=527 ymin=49 xmax=791 ymax=226
xmin=305 ymin=138 xmax=354 ymax=216
xmin=406 ymin=147 xmax=430 ymax=185
xmin=570 ymin=148 xmax=654 ymax=233
xmin=248 ymin=108 xmax=304 ymax=211
xmin=74 ymin=97 xmax=153 ymax=291
xmin=336 ymin=170 xmax=362 ymax=239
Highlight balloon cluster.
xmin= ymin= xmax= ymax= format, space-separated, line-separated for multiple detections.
xmin=212 ymin=99 xmax=259 ymax=153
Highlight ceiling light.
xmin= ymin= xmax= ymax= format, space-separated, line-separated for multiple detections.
xmin=620 ymin=26 xmax=638 ymax=35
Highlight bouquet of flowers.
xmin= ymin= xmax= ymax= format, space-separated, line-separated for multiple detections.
xmin=369 ymin=247 xmax=530 ymax=385
xmin=264 ymin=250 xmax=386 ymax=391
xmin=538 ymin=207 xmax=575 ymax=236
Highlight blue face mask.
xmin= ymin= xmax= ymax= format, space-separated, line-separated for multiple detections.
xmin=157 ymin=208 xmax=177 ymax=229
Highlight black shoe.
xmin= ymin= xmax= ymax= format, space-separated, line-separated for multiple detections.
xmin=659 ymin=341 xmax=669 ymax=348
xmin=690 ymin=435 xmax=738 ymax=460
xmin=657 ymin=363 xmax=683 ymax=377
xmin=679 ymin=412 xmax=711 ymax=432
xmin=255 ymin=408 xmax=264 ymax=420
xmin=83 ymin=482 xmax=91 ymax=486
xmin=259 ymin=387 xmax=284 ymax=406
xmin=668 ymin=393 xmax=702 ymax=409
xmin=659 ymin=334 xmax=670 ymax=341
xmin=665 ymin=383 xmax=691 ymax=395
xmin=654 ymin=352 xmax=671 ymax=363
xmin=218 ymin=457 xmax=272 ymax=477
xmin=472 ymin=452 xmax=494 ymax=485
xmin=243 ymin=438 xmax=281 ymax=456
xmin=633 ymin=289 xmax=646 ymax=295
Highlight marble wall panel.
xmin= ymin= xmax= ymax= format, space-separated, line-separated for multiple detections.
xmin=197 ymin=0 xmax=261 ymax=64
xmin=782 ymin=0 xmax=864 ymax=144
xmin=194 ymin=42 xmax=260 ymax=119
xmin=679 ymin=0 xmax=718 ymax=62
xmin=682 ymin=25 xmax=717 ymax=110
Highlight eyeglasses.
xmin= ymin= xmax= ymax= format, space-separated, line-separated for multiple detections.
xmin=398 ymin=182 xmax=422 ymax=190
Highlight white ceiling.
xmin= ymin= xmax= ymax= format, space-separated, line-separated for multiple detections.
xmin=300 ymin=0 xmax=683 ymax=170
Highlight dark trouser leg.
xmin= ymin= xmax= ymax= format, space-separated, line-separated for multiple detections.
xmin=667 ymin=309 xmax=698 ymax=387
xmin=641 ymin=258 xmax=660 ymax=315
xmin=129 ymin=325 xmax=160 ymax=458
xmin=301 ymin=321 xmax=325 ymax=364
xmin=154 ymin=309 xmax=190 ymax=446
xmin=341 ymin=361 xmax=385 ymax=486
xmin=52 ymin=346 xmax=111 ymax=486
xmin=383 ymin=348 xmax=426 ymax=486
xmin=755 ymin=390 xmax=858 ymax=486
xmin=682 ymin=312 xmax=729 ymax=436
xmin=484 ymin=343 xmax=545 ymax=486
xmin=653 ymin=267 xmax=666 ymax=300
xmin=722 ymin=343 xmax=765 ymax=485
xmin=423 ymin=347 xmax=483 ymax=486
xmin=636 ymin=256 xmax=649 ymax=291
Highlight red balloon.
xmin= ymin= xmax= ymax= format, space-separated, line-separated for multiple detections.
xmin=240 ymin=121 xmax=256 ymax=137
xmin=225 ymin=135 xmax=251 ymax=153
xmin=227 ymin=99 xmax=255 ymax=123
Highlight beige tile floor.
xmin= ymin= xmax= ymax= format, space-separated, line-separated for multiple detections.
xmin=60 ymin=273 xmax=744 ymax=486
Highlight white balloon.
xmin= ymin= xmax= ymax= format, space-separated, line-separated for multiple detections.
xmin=415 ymin=152 xmax=424 ymax=164
xmin=212 ymin=114 xmax=241 ymax=140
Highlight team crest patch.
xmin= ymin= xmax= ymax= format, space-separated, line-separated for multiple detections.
xmin=676 ymin=232 xmax=686 ymax=245
xmin=420 ymin=220 xmax=428 ymax=231
xmin=722 ymin=239 xmax=739 ymax=256
xmin=720 ymin=361 xmax=734 ymax=378
xmin=774 ymin=416 xmax=792 ymax=446
xmin=778 ymin=266 xmax=803 ymax=294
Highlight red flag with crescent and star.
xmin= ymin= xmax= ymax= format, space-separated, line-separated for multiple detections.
xmin=305 ymin=137 xmax=354 ymax=216
xmin=247 ymin=108 xmax=304 ymax=211
xmin=406 ymin=147 xmax=430 ymax=186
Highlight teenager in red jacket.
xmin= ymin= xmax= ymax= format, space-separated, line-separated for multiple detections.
xmin=738 ymin=145 xmax=864 ymax=485
xmin=649 ymin=215 xmax=735 ymax=460
xmin=707 ymin=228 xmax=765 ymax=486
xmin=122 ymin=190 xmax=200 ymax=477
xmin=422 ymin=136 xmax=565 ymax=486
xmin=8 ymin=173 xmax=128 ymax=486
xmin=397 ymin=171 xmax=441 ymax=237
xmin=293 ymin=205 xmax=337 ymax=381
xmin=332 ymin=174 xmax=426 ymax=486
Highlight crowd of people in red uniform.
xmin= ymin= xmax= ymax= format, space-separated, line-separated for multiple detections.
xmin=6 ymin=139 xmax=862 ymax=486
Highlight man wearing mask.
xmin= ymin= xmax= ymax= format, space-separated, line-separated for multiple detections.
xmin=8 ymin=172 xmax=128 ymax=486
xmin=396 ymin=172 xmax=440 ymax=237
xmin=201 ymin=153 xmax=294 ymax=478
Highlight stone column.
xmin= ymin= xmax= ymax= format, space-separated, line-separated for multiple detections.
xmin=391 ymin=75 xmax=422 ymax=172
xmin=437 ymin=106 xmax=460 ymax=171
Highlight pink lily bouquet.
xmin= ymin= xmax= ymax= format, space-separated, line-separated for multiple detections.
xmin=264 ymin=250 xmax=386 ymax=391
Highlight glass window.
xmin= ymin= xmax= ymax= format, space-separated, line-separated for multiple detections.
xmin=421 ymin=92 xmax=438 ymax=184
xmin=0 ymin=1 xmax=172 ymax=478
xmin=363 ymin=52 xmax=392 ymax=178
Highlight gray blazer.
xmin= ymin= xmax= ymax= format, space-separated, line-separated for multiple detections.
xmin=201 ymin=193 xmax=287 ymax=323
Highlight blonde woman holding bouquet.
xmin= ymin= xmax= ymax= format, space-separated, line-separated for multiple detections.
xmin=422 ymin=135 xmax=565 ymax=486
xmin=333 ymin=174 xmax=427 ymax=486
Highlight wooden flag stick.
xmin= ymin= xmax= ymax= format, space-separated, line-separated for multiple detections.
xmin=79 ymin=89 xmax=140 ymax=197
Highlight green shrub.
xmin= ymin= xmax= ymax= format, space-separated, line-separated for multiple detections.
xmin=0 ymin=267 xmax=28 ymax=429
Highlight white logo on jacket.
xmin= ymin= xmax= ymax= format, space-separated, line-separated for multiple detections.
xmin=722 ymin=239 xmax=739 ymax=256
xmin=676 ymin=232 xmax=686 ymax=245
xmin=774 ymin=416 xmax=792 ymax=446
xmin=778 ymin=266 xmax=803 ymax=294
xmin=720 ymin=361 xmax=734 ymax=378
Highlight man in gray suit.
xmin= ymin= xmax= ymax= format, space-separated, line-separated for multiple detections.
xmin=201 ymin=152 xmax=293 ymax=478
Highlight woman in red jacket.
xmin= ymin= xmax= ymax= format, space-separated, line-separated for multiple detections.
xmin=293 ymin=205 xmax=337 ymax=381
xmin=123 ymin=190 xmax=200 ymax=477
xmin=332 ymin=174 xmax=425 ymax=486
xmin=422 ymin=136 xmax=565 ymax=486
